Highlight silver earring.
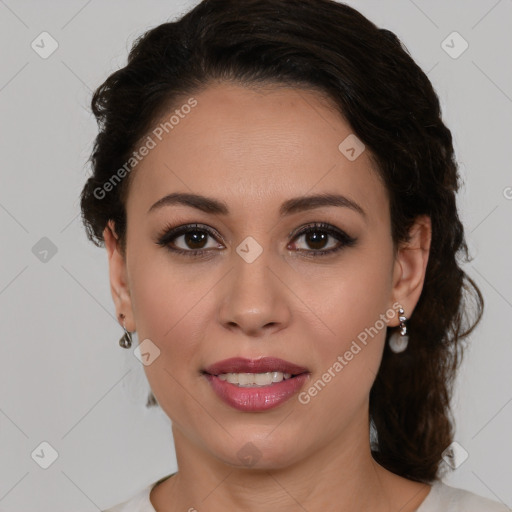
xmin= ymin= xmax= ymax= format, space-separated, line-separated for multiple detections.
xmin=388 ymin=307 xmax=408 ymax=353
xmin=118 ymin=315 xmax=133 ymax=349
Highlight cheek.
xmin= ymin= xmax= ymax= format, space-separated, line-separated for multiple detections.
xmin=298 ymin=243 xmax=393 ymax=346
xmin=130 ymin=283 xmax=203 ymax=427
xmin=293 ymin=244 xmax=394 ymax=403
xmin=128 ymin=243 xmax=206 ymax=340
xmin=127 ymin=250 xmax=214 ymax=413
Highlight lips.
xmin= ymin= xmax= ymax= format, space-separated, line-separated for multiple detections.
xmin=202 ymin=357 xmax=309 ymax=376
xmin=202 ymin=357 xmax=310 ymax=412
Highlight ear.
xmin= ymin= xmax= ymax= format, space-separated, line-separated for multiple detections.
xmin=389 ymin=215 xmax=431 ymax=326
xmin=104 ymin=220 xmax=135 ymax=332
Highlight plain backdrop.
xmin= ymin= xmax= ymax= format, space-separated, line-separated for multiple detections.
xmin=0 ymin=0 xmax=511 ymax=510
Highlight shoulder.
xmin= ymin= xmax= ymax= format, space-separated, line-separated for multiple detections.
xmin=102 ymin=473 xmax=175 ymax=512
xmin=101 ymin=482 xmax=156 ymax=512
xmin=419 ymin=481 xmax=510 ymax=512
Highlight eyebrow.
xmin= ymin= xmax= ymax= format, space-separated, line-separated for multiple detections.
xmin=147 ymin=192 xmax=366 ymax=219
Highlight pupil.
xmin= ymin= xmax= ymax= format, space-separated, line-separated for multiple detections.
xmin=185 ymin=231 xmax=207 ymax=249
xmin=307 ymin=231 xmax=327 ymax=250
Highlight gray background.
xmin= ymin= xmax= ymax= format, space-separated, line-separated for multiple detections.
xmin=0 ymin=0 xmax=511 ymax=510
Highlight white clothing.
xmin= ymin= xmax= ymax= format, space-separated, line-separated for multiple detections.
xmin=103 ymin=474 xmax=510 ymax=511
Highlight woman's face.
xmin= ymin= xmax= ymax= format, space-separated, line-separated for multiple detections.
xmin=106 ymin=81 xmax=429 ymax=469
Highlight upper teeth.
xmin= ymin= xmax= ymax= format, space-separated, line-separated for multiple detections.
xmin=218 ymin=372 xmax=292 ymax=386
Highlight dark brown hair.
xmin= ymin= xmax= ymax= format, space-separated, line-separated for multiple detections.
xmin=80 ymin=0 xmax=484 ymax=483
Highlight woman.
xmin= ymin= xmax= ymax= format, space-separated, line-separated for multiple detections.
xmin=80 ymin=0 xmax=508 ymax=510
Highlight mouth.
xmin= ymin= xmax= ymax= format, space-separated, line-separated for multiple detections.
xmin=202 ymin=356 xmax=309 ymax=386
xmin=202 ymin=357 xmax=310 ymax=411
xmin=214 ymin=371 xmax=296 ymax=387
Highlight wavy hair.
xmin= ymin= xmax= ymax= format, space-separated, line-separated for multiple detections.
xmin=80 ymin=0 xmax=484 ymax=483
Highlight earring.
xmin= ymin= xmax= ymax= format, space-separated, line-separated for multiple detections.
xmin=118 ymin=314 xmax=133 ymax=349
xmin=388 ymin=307 xmax=408 ymax=353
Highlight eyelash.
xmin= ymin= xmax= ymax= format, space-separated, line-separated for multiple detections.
xmin=155 ymin=221 xmax=357 ymax=258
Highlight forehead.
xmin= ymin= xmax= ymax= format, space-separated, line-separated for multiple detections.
xmin=127 ymin=82 xmax=387 ymax=221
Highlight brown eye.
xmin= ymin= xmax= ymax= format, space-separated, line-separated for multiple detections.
xmin=295 ymin=230 xmax=334 ymax=251
xmin=179 ymin=229 xmax=209 ymax=250
xmin=156 ymin=223 xmax=223 ymax=256
xmin=289 ymin=222 xmax=357 ymax=256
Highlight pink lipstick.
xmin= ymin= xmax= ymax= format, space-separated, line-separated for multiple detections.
xmin=202 ymin=357 xmax=310 ymax=412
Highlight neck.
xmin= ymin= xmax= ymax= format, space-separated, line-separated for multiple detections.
xmin=150 ymin=411 xmax=431 ymax=512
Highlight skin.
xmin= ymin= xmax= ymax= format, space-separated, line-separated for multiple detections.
xmin=104 ymin=81 xmax=432 ymax=512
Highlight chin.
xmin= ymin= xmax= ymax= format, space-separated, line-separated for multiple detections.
xmin=211 ymin=433 xmax=305 ymax=471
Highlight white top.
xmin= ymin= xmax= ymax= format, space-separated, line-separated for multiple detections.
xmin=103 ymin=476 xmax=510 ymax=512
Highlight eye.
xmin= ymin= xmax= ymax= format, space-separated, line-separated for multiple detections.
xmin=288 ymin=222 xmax=357 ymax=256
xmin=156 ymin=223 xmax=223 ymax=257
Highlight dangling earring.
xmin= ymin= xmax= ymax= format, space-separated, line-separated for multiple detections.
xmin=118 ymin=313 xmax=133 ymax=349
xmin=388 ymin=307 xmax=408 ymax=353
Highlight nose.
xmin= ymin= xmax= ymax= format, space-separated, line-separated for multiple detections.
xmin=217 ymin=249 xmax=292 ymax=337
